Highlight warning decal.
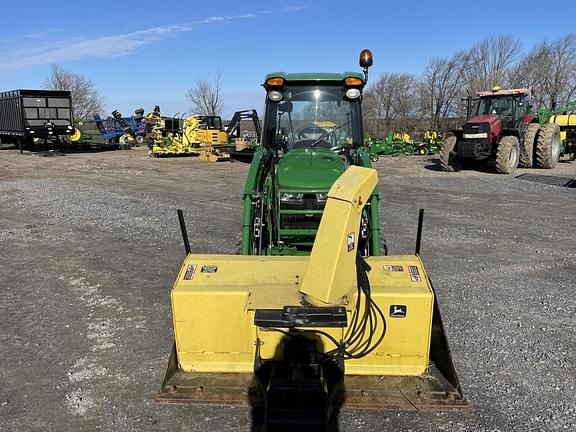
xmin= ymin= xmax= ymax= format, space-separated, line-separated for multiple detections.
xmin=383 ymin=265 xmax=404 ymax=272
xmin=201 ymin=265 xmax=218 ymax=273
xmin=183 ymin=264 xmax=197 ymax=280
xmin=408 ymin=265 xmax=421 ymax=282
xmin=347 ymin=232 xmax=355 ymax=252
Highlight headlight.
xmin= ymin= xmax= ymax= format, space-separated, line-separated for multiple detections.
xmin=268 ymin=91 xmax=283 ymax=102
xmin=463 ymin=132 xmax=488 ymax=139
xmin=315 ymin=193 xmax=327 ymax=203
xmin=280 ymin=193 xmax=304 ymax=203
xmin=345 ymin=88 xmax=361 ymax=99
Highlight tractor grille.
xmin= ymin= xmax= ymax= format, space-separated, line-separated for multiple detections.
xmin=463 ymin=121 xmax=490 ymax=135
xmin=280 ymin=195 xmax=326 ymax=211
xmin=457 ymin=141 xmax=480 ymax=157
xmin=280 ymin=214 xmax=322 ymax=230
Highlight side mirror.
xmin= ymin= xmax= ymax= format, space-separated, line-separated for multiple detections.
xmin=278 ymin=101 xmax=293 ymax=113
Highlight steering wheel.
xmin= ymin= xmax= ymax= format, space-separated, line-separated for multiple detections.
xmin=329 ymin=145 xmax=345 ymax=154
xmin=297 ymin=124 xmax=328 ymax=139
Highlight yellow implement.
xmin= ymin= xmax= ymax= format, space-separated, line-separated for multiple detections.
xmin=68 ymin=128 xmax=82 ymax=142
xmin=549 ymin=114 xmax=576 ymax=142
xmin=149 ymin=113 xmax=230 ymax=159
xmin=158 ymin=166 xmax=467 ymax=422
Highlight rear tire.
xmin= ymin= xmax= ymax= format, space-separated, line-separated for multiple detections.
xmin=535 ymin=123 xmax=561 ymax=169
xmin=496 ymin=135 xmax=520 ymax=174
xmin=440 ymin=136 xmax=462 ymax=172
xmin=519 ymin=123 xmax=540 ymax=168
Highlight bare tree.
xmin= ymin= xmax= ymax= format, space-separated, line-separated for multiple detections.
xmin=464 ymin=35 xmax=521 ymax=94
xmin=511 ymin=34 xmax=576 ymax=109
xmin=44 ymin=64 xmax=104 ymax=120
xmin=418 ymin=51 xmax=468 ymax=130
xmin=186 ymin=72 xmax=223 ymax=116
xmin=364 ymin=73 xmax=394 ymax=137
xmin=391 ymin=74 xmax=417 ymax=132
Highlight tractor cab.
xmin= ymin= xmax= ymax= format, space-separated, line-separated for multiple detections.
xmin=196 ymin=115 xmax=223 ymax=131
xmin=266 ymin=81 xmax=361 ymax=152
xmin=241 ymin=71 xmax=379 ymax=256
xmin=240 ymin=51 xmax=381 ymax=256
xmin=473 ymin=87 xmax=531 ymax=131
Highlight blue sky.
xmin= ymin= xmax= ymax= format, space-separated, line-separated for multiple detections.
xmin=1 ymin=0 xmax=574 ymax=118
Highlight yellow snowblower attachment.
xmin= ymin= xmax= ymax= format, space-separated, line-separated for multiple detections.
xmin=158 ymin=166 xmax=467 ymax=423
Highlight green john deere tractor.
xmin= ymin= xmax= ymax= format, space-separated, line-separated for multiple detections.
xmin=240 ymin=50 xmax=383 ymax=256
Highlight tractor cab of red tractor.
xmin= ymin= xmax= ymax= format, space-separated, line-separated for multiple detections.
xmin=473 ymin=86 xmax=532 ymax=131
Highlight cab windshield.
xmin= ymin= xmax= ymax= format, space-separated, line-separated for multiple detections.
xmin=198 ymin=116 xmax=223 ymax=130
xmin=476 ymin=96 xmax=513 ymax=116
xmin=265 ymin=85 xmax=362 ymax=151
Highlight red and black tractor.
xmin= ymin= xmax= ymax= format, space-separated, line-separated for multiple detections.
xmin=441 ymin=87 xmax=561 ymax=174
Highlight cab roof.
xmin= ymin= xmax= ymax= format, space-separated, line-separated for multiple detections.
xmin=477 ymin=88 xmax=530 ymax=97
xmin=264 ymin=71 xmax=365 ymax=86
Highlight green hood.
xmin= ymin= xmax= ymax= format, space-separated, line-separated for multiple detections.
xmin=277 ymin=148 xmax=346 ymax=191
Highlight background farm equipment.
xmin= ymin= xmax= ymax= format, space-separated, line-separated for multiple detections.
xmin=540 ymin=102 xmax=576 ymax=161
xmin=66 ymin=109 xmax=147 ymax=149
xmin=368 ymin=130 xmax=442 ymax=161
xmin=226 ymin=109 xmax=263 ymax=162
xmin=146 ymin=108 xmax=229 ymax=160
xmin=144 ymin=106 xmax=192 ymax=156
xmin=422 ymin=129 xmax=444 ymax=154
xmin=0 ymin=89 xmax=75 ymax=152
xmin=147 ymin=108 xmax=261 ymax=161
xmin=441 ymin=86 xmax=560 ymax=174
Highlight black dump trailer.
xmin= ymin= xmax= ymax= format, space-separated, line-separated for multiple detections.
xmin=0 ymin=89 xmax=75 ymax=152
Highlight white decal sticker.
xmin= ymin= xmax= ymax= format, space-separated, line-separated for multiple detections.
xmin=183 ymin=264 xmax=197 ymax=280
xmin=408 ymin=265 xmax=421 ymax=282
xmin=347 ymin=232 xmax=355 ymax=252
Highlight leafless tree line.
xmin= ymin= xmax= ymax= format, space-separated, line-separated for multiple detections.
xmin=44 ymin=64 xmax=104 ymax=121
xmin=186 ymin=71 xmax=223 ymax=117
xmin=364 ymin=33 xmax=576 ymax=138
xmin=44 ymin=63 xmax=225 ymax=120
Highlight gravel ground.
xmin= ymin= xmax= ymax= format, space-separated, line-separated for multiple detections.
xmin=0 ymin=146 xmax=575 ymax=431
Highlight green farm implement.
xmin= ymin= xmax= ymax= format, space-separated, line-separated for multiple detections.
xmin=368 ymin=130 xmax=442 ymax=161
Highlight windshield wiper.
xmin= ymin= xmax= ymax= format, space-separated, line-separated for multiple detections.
xmin=310 ymin=120 xmax=351 ymax=147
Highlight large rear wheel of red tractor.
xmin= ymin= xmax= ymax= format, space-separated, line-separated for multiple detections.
xmin=519 ymin=123 xmax=540 ymax=168
xmin=535 ymin=123 xmax=561 ymax=169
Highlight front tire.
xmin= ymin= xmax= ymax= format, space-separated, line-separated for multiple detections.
xmin=440 ymin=136 xmax=462 ymax=172
xmin=535 ymin=123 xmax=561 ymax=169
xmin=418 ymin=145 xmax=429 ymax=155
xmin=496 ymin=135 xmax=520 ymax=174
